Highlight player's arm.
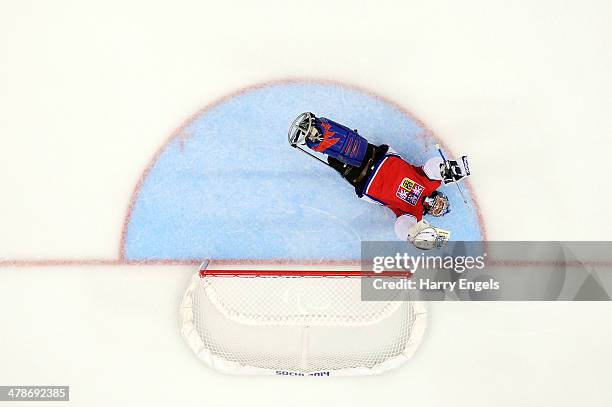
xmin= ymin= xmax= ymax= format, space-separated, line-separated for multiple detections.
xmin=394 ymin=214 xmax=451 ymax=250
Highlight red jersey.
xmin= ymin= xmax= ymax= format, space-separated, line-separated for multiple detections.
xmin=363 ymin=155 xmax=442 ymax=220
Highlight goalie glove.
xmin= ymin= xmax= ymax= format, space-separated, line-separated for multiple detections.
xmin=407 ymin=220 xmax=451 ymax=250
xmin=440 ymin=156 xmax=471 ymax=185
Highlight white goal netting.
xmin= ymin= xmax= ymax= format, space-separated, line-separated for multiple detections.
xmin=180 ymin=271 xmax=427 ymax=376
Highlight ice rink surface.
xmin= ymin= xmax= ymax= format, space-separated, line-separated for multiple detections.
xmin=1 ymin=0 xmax=612 ymax=406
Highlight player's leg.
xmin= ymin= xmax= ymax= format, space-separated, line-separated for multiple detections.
xmin=327 ymin=145 xmax=372 ymax=187
xmin=353 ymin=144 xmax=389 ymax=195
xmin=328 ymin=143 xmax=389 ymax=195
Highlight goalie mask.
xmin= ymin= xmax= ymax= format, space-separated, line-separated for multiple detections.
xmin=423 ymin=191 xmax=450 ymax=217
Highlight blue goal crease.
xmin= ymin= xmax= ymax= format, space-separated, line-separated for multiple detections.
xmin=124 ymin=82 xmax=483 ymax=261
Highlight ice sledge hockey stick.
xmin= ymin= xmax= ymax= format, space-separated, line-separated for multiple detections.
xmin=292 ymin=144 xmax=333 ymax=167
xmin=434 ymin=144 xmax=469 ymax=205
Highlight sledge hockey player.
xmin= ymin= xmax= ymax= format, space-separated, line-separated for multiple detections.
xmin=288 ymin=112 xmax=470 ymax=250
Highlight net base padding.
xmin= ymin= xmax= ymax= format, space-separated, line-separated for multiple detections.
xmin=180 ymin=272 xmax=427 ymax=376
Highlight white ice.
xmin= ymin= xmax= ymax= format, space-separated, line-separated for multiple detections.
xmin=1 ymin=1 xmax=612 ymax=406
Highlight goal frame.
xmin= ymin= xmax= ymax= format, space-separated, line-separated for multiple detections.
xmin=181 ymin=264 xmax=426 ymax=376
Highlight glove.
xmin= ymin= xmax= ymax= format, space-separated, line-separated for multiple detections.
xmin=440 ymin=156 xmax=470 ymax=185
xmin=408 ymin=220 xmax=451 ymax=250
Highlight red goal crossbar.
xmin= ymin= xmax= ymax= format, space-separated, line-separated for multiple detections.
xmin=197 ymin=260 xmax=412 ymax=278
xmin=198 ymin=269 xmax=412 ymax=278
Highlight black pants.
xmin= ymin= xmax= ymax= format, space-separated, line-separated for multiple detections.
xmin=327 ymin=144 xmax=389 ymax=196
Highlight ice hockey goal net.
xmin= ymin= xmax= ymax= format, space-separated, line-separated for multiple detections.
xmin=180 ymin=265 xmax=427 ymax=376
